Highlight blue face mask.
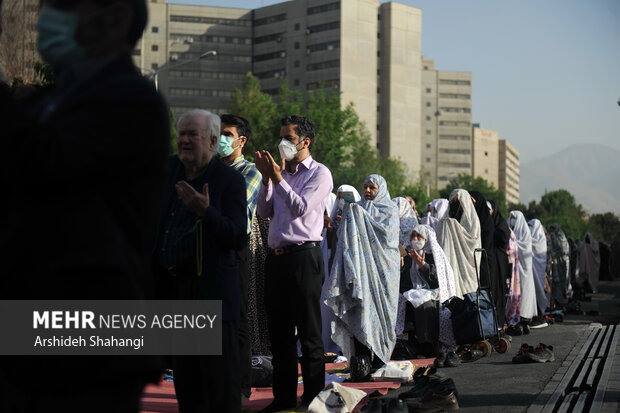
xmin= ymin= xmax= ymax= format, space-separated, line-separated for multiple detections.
xmin=217 ymin=135 xmax=241 ymax=158
xmin=37 ymin=6 xmax=88 ymax=70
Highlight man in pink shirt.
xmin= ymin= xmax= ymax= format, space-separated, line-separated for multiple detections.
xmin=255 ymin=115 xmax=333 ymax=412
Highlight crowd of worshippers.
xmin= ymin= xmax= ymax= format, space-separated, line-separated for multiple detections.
xmin=0 ymin=1 xmax=611 ymax=407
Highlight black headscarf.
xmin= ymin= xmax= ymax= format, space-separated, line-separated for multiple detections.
xmin=469 ymin=191 xmax=495 ymax=250
xmin=488 ymin=199 xmax=510 ymax=250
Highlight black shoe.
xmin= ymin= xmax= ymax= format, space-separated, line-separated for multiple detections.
xmin=506 ymin=324 xmax=523 ymax=336
xmin=399 ymin=375 xmax=440 ymax=399
xmin=433 ymin=352 xmax=446 ymax=368
xmin=258 ymin=400 xmax=297 ymax=413
xmin=365 ymin=398 xmax=385 ymax=413
xmin=512 ymin=343 xmax=535 ymax=364
xmin=350 ymin=355 xmax=371 ymax=382
xmin=522 ymin=323 xmax=531 ymax=335
xmin=406 ymin=389 xmax=459 ymax=412
xmin=444 ymin=351 xmax=460 ymax=367
xmin=457 ymin=348 xmax=483 ymax=363
xmin=386 ymin=398 xmax=408 ymax=413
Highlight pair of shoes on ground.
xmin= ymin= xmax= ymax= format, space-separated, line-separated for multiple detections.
xmin=512 ymin=343 xmax=555 ymax=364
xmin=530 ymin=315 xmax=550 ymax=329
xmin=456 ymin=346 xmax=484 ymax=363
xmin=365 ymin=397 xmax=408 ymax=412
xmin=399 ymin=376 xmax=459 ymax=412
xmin=433 ymin=351 xmax=459 ymax=368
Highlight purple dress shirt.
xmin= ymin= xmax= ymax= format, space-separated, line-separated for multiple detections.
xmin=257 ymin=155 xmax=333 ymax=249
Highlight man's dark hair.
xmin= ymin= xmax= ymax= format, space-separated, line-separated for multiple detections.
xmin=281 ymin=115 xmax=315 ymax=149
xmin=220 ymin=114 xmax=252 ymax=142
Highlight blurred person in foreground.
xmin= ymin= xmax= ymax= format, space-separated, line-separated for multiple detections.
xmin=0 ymin=0 xmax=170 ymax=411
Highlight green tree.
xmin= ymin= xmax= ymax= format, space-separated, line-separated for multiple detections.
xmin=586 ymin=213 xmax=620 ymax=244
xmin=228 ymin=73 xmax=280 ymax=158
xmin=227 ymin=73 xmax=409 ymax=195
xmin=527 ymin=189 xmax=587 ymax=239
xmin=439 ymin=173 xmax=508 ymax=217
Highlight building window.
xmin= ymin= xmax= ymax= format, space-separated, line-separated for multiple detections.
xmin=294 ymin=42 xmax=300 ymax=49
xmin=426 ymin=158 xmax=431 ymax=162
xmin=426 ymin=144 xmax=431 ymax=148
xmin=426 ymin=102 xmax=431 ymax=107
xmin=423 ymin=65 xmax=428 ymax=70
xmin=151 ymin=45 xmax=158 ymax=51
xmin=294 ymin=60 xmax=300 ymax=68
xmin=255 ymin=13 xmax=287 ymax=26
xmin=377 ymin=51 xmax=380 ymax=57
xmin=151 ymin=63 xmax=158 ymax=70
xmin=426 ymin=130 xmax=431 ymax=135
xmin=377 ymin=106 xmax=380 ymax=112
xmin=294 ymin=79 xmax=300 ymax=86
xmin=485 ymin=151 xmax=488 ymax=156
xmin=426 ymin=88 xmax=431 ymax=93
xmin=306 ymin=60 xmax=339 ymax=71
xmin=426 ymin=116 xmax=431 ymax=121
xmin=307 ymin=2 xmax=340 ymax=15
xmin=294 ymin=23 xmax=300 ymax=31
xmin=307 ymin=21 xmax=339 ymax=34
xmin=152 ymin=26 xmax=159 ymax=33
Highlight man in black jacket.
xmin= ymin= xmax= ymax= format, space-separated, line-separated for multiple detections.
xmin=155 ymin=109 xmax=247 ymax=412
xmin=0 ymin=0 xmax=170 ymax=411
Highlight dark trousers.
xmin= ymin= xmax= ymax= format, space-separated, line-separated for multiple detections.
xmin=265 ymin=245 xmax=325 ymax=405
xmin=172 ymin=321 xmax=240 ymax=413
xmin=236 ymin=244 xmax=252 ymax=397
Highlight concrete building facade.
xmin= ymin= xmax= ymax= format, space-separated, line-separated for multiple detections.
xmin=472 ymin=125 xmax=499 ymax=188
xmin=421 ymin=58 xmax=473 ymax=189
xmin=134 ymin=1 xmax=252 ymax=116
xmin=499 ymin=139 xmax=520 ymax=205
xmin=137 ymin=0 xmax=423 ymax=179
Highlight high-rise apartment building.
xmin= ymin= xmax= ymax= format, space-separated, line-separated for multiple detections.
xmin=472 ymin=125 xmax=499 ymax=188
xmin=421 ymin=58 xmax=473 ymax=189
xmin=137 ymin=0 xmax=423 ymax=179
xmin=499 ymin=139 xmax=520 ymax=205
xmin=134 ymin=1 xmax=252 ymax=115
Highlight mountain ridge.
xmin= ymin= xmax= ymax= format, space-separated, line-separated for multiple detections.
xmin=519 ymin=143 xmax=620 ymax=215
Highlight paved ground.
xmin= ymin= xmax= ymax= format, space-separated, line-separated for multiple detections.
xmin=379 ymin=280 xmax=620 ymax=412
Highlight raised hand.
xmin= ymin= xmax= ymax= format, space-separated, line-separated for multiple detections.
xmin=175 ymin=181 xmax=210 ymax=216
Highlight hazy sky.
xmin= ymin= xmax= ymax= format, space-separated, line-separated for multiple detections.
xmin=169 ymin=0 xmax=620 ymax=163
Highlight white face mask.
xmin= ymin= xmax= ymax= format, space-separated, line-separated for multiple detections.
xmin=338 ymin=198 xmax=346 ymax=210
xmin=278 ymin=138 xmax=301 ymax=161
xmin=411 ymin=239 xmax=426 ymax=251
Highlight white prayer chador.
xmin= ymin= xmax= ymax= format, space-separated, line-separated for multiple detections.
xmin=436 ymin=189 xmax=481 ymax=298
xmin=509 ymin=211 xmax=537 ymax=319
xmin=422 ymin=198 xmax=449 ymax=230
xmin=334 ymin=185 xmax=361 ymax=217
xmin=528 ymin=219 xmax=548 ymax=315
xmin=325 ymin=175 xmax=400 ymax=364
xmin=392 ymin=196 xmax=419 ymax=249
xmin=404 ymin=224 xmax=458 ymax=352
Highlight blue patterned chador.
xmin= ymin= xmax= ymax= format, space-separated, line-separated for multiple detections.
xmin=325 ymin=175 xmax=400 ymax=364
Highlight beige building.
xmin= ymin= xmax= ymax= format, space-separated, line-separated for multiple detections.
xmin=472 ymin=125 xmax=499 ymax=188
xmin=499 ymin=139 xmax=520 ymax=205
xmin=137 ymin=0 xmax=423 ymax=180
xmin=0 ymin=0 xmax=40 ymax=82
xmin=134 ymin=1 xmax=252 ymax=116
xmin=421 ymin=58 xmax=473 ymax=189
